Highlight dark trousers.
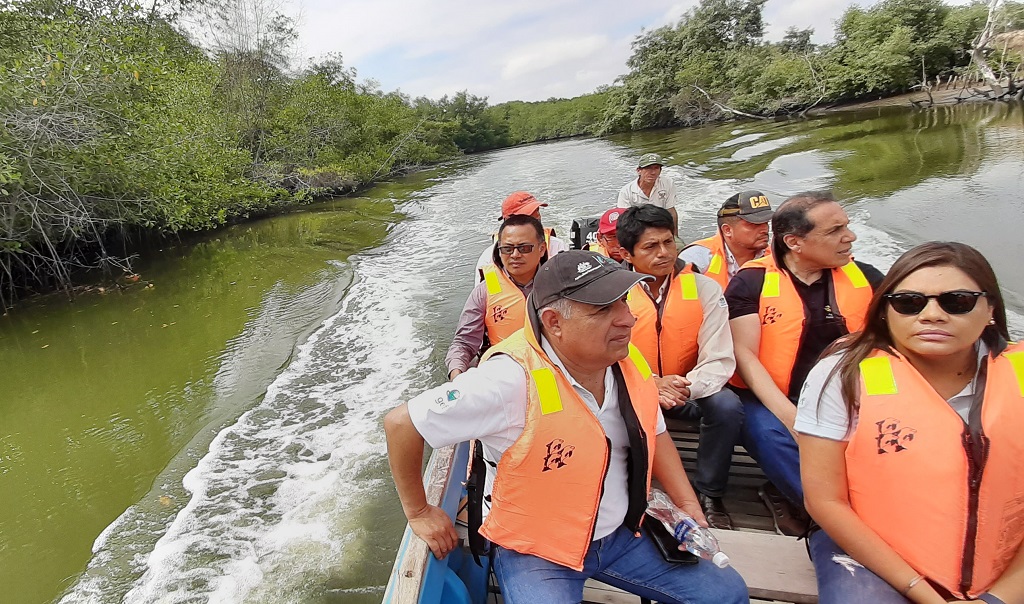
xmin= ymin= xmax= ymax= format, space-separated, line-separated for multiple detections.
xmin=732 ymin=386 xmax=804 ymax=506
xmin=664 ymin=388 xmax=744 ymax=497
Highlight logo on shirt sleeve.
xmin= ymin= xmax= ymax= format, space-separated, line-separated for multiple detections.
xmin=431 ymin=389 xmax=461 ymax=412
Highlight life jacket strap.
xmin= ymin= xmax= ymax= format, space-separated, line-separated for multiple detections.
xmin=531 ymin=368 xmax=563 ymax=415
xmin=679 ymin=273 xmax=698 ymax=300
xmin=762 ymin=271 xmax=781 ymax=298
xmin=860 ymin=356 xmax=899 ymax=396
xmin=707 ymin=254 xmax=723 ymax=275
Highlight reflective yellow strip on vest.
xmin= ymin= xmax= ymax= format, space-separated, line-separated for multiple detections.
xmin=860 ymin=356 xmax=898 ymax=396
xmin=762 ymin=272 xmax=780 ymax=298
xmin=1005 ymin=351 xmax=1024 ymax=397
xmin=679 ymin=273 xmax=698 ymax=300
xmin=840 ymin=262 xmax=869 ymax=288
xmin=532 ymin=368 xmax=563 ymax=415
xmin=708 ymin=254 xmax=723 ymax=275
xmin=628 ymin=344 xmax=653 ymax=380
xmin=483 ymin=269 xmax=502 ymax=295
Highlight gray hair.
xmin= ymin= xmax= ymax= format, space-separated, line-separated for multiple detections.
xmin=539 ymin=297 xmax=574 ymax=320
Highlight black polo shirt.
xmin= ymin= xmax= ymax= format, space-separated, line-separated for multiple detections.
xmin=724 ymin=259 xmax=885 ymax=399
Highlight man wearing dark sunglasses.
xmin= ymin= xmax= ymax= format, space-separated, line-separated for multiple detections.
xmin=447 ymin=214 xmax=548 ymax=380
xmin=724 ymin=191 xmax=885 ymax=536
xmin=474 ymin=191 xmax=568 ymax=284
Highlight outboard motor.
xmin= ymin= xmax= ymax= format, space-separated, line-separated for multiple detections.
xmin=569 ymin=216 xmax=602 ymax=250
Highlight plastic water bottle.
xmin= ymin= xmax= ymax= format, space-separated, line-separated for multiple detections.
xmin=647 ymin=489 xmax=731 ymax=568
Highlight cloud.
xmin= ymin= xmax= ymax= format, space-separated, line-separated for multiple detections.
xmin=501 ymin=35 xmax=608 ymax=80
xmin=285 ymin=0 xmax=973 ymax=103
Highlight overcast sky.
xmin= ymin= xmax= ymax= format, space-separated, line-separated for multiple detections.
xmin=284 ymin=0 xmax=967 ymax=104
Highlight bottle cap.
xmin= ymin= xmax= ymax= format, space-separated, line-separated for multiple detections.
xmin=712 ymin=552 xmax=730 ymax=568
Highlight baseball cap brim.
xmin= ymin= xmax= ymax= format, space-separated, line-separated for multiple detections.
xmin=562 ymin=270 xmax=652 ymax=306
xmin=740 ymin=208 xmax=774 ymax=224
xmin=501 ymin=200 xmax=548 ymax=220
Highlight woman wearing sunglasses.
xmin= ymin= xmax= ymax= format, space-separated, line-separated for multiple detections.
xmin=795 ymin=242 xmax=1024 ymax=604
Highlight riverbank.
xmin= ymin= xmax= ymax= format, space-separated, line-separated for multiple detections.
xmin=823 ymin=83 xmax=1019 ymax=112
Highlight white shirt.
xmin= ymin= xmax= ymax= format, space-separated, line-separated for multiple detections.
xmin=473 ymin=236 xmax=569 ymax=283
xmin=795 ymin=343 xmax=987 ymax=441
xmin=407 ymin=336 xmax=667 ymax=540
xmin=616 ymin=175 xmax=677 ymax=210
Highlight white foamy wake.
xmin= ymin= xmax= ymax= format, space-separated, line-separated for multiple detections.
xmin=60 ymin=181 xmax=467 ymax=604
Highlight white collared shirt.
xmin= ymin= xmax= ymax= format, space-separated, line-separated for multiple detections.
xmin=616 ymin=175 xmax=677 ymax=209
xmin=408 ymin=336 xmax=666 ymax=540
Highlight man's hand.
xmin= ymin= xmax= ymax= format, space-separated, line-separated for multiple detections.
xmin=407 ymin=504 xmax=459 ymax=559
xmin=677 ymin=498 xmax=709 ymax=529
xmin=654 ymin=374 xmax=691 ymax=410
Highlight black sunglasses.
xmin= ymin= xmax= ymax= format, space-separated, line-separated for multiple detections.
xmin=883 ymin=290 xmax=987 ymax=316
xmin=497 ymin=243 xmax=537 ymax=255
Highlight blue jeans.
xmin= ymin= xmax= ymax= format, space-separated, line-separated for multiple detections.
xmin=664 ymin=388 xmax=744 ymax=497
xmin=809 ymin=530 xmax=910 ymax=604
xmin=492 ymin=524 xmax=748 ymax=604
xmin=734 ymin=386 xmax=804 ymax=505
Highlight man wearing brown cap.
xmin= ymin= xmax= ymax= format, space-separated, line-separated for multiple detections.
xmin=587 ymin=207 xmax=625 ymax=261
xmin=617 ymin=153 xmax=679 ymax=232
xmin=474 ymin=191 xmax=568 ymax=283
xmin=385 ymin=250 xmax=747 ymax=603
xmin=681 ymin=191 xmax=774 ymax=290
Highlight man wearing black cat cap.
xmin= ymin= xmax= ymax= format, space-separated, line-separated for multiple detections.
xmin=385 ymin=250 xmax=747 ymax=603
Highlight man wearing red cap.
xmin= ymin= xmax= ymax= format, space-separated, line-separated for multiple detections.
xmin=588 ymin=208 xmax=625 ymax=262
xmin=474 ymin=191 xmax=568 ymax=283
xmin=446 ymin=214 xmax=548 ymax=380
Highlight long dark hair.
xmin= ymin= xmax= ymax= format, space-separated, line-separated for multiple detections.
xmin=822 ymin=241 xmax=1009 ymax=424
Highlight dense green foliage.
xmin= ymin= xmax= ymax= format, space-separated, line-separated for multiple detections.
xmin=483 ymin=92 xmax=612 ymax=145
xmin=0 ymin=0 xmax=480 ymax=302
xmin=600 ymin=0 xmax=1024 ymax=132
xmin=2 ymin=0 xmax=1022 ymax=303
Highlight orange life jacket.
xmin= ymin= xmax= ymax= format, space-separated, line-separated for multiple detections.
xmin=730 ymin=255 xmax=872 ymax=395
xmin=684 ymin=233 xmax=731 ymax=289
xmin=481 ymin=265 xmax=528 ymax=344
xmin=683 ymin=233 xmax=771 ymax=289
xmin=848 ymin=344 xmax=1024 ymax=598
xmin=479 ymin=315 xmax=661 ymax=570
xmin=626 ymin=265 xmax=704 ymax=377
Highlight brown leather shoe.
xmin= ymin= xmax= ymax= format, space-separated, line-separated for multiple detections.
xmin=758 ymin=481 xmax=809 ymax=537
xmin=697 ymin=492 xmax=733 ymax=530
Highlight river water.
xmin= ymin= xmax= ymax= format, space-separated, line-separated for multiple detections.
xmin=2 ymin=103 xmax=1023 ymax=604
